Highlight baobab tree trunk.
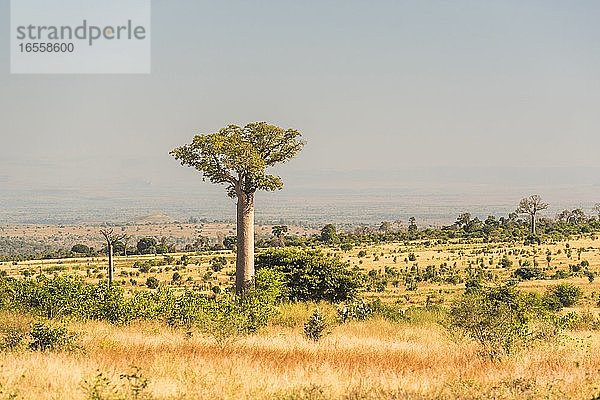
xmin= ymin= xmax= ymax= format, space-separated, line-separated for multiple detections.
xmin=107 ymin=243 xmax=114 ymax=286
xmin=236 ymin=191 xmax=255 ymax=293
xmin=531 ymin=214 xmax=536 ymax=236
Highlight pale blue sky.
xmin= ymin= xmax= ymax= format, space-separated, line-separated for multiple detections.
xmin=1 ymin=1 xmax=599 ymax=223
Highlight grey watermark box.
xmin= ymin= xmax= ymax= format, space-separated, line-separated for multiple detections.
xmin=10 ymin=0 xmax=151 ymax=74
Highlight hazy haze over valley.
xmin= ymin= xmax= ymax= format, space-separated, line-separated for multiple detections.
xmin=1 ymin=1 xmax=599 ymax=225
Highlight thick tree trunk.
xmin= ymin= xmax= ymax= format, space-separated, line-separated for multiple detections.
xmin=236 ymin=191 xmax=255 ymax=293
xmin=108 ymin=243 xmax=114 ymax=286
xmin=531 ymin=214 xmax=536 ymax=236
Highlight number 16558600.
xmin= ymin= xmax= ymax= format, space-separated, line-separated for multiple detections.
xmin=19 ymin=42 xmax=74 ymax=53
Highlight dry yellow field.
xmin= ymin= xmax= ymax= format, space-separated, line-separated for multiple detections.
xmin=1 ymin=311 xmax=600 ymax=400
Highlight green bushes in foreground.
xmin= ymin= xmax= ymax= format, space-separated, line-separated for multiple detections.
xmin=0 ymin=271 xmax=283 ymax=344
xmin=446 ymin=284 xmax=574 ymax=359
xmin=0 ymin=320 xmax=78 ymax=352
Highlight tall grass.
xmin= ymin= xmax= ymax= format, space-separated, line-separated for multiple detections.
xmin=0 ymin=310 xmax=598 ymax=399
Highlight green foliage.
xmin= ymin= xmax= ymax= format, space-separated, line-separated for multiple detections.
xmin=136 ymin=238 xmax=157 ymax=255
xmin=145 ymin=276 xmax=159 ymax=289
xmin=320 ymin=224 xmax=338 ymax=244
xmin=167 ymin=270 xmax=281 ymax=343
xmin=210 ymin=256 xmax=227 ymax=272
xmin=71 ymin=244 xmax=94 ymax=255
xmin=119 ymin=367 xmax=150 ymax=400
xmin=513 ymin=267 xmax=545 ymax=281
xmin=464 ymin=277 xmax=483 ymax=294
xmin=170 ymin=122 xmax=304 ymax=198
xmin=256 ymin=248 xmax=362 ymax=302
xmin=195 ymin=289 xmax=279 ymax=345
xmin=83 ymin=367 xmax=152 ymax=400
xmin=167 ymin=290 xmax=209 ymax=329
xmin=82 ymin=371 xmax=120 ymax=400
xmin=28 ymin=321 xmax=78 ymax=351
xmin=0 ymin=326 xmax=25 ymax=351
xmin=304 ymin=309 xmax=327 ymax=342
xmin=340 ymin=243 xmax=353 ymax=252
xmin=500 ymin=255 xmax=513 ymax=268
xmin=447 ymin=285 xmax=555 ymax=359
xmin=545 ymin=283 xmax=582 ymax=308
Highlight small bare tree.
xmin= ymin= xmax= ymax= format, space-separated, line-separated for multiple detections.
xmin=100 ymin=228 xmax=126 ymax=286
xmin=516 ymin=195 xmax=549 ymax=236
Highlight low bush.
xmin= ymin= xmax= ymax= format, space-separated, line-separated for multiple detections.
xmin=28 ymin=321 xmax=78 ymax=351
xmin=545 ymin=283 xmax=582 ymax=308
xmin=0 ymin=327 xmax=25 ymax=351
xmin=304 ymin=309 xmax=327 ymax=342
xmin=447 ymin=284 xmax=558 ymax=359
xmin=256 ymin=249 xmax=362 ymax=302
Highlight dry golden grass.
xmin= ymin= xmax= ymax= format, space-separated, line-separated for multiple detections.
xmin=1 ymin=312 xmax=600 ymax=399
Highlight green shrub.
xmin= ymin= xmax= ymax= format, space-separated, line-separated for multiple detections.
xmin=499 ymin=255 xmax=513 ymax=268
xmin=256 ymin=249 xmax=362 ymax=302
xmin=145 ymin=277 xmax=159 ymax=289
xmin=170 ymin=272 xmax=282 ymax=344
xmin=167 ymin=291 xmax=209 ymax=330
xmin=0 ymin=327 xmax=25 ymax=351
xmin=172 ymin=272 xmax=181 ymax=283
xmin=196 ymin=295 xmax=256 ymax=346
xmin=513 ymin=267 xmax=545 ymax=281
xmin=304 ymin=309 xmax=327 ymax=341
xmin=210 ymin=256 xmax=227 ymax=272
xmin=545 ymin=283 xmax=582 ymax=308
xmin=28 ymin=321 xmax=78 ymax=351
xmin=447 ymin=285 xmax=549 ymax=359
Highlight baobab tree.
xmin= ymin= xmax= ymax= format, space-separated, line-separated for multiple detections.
xmin=171 ymin=122 xmax=304 ymax=293
xmin=100 ymin=228 xmax=126 ymax=286
xmin=515 ymin=195 xmax=548 ymax=236
xmin=594 ymin=203 xmax=600 ymax=221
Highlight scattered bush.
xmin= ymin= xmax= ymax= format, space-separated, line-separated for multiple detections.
xmin=145 ymin=276 xmax=159 ymax=289
xmin=0 ymin=327 xmax=25 ymax=351
xmin=447 ymin=285 xmax=555 ymax=359
xmin=513 ymin=267 xmax=545 ymax=281
xmin=28 ymin=321 xmax=78 ymax=352
xmin=545 ymin=283 xmax=582 ymax=308
xmin=304 ymin=309 xmax=327 ymax=342
xmin=210 ymin=256 xmax=227 ymax=272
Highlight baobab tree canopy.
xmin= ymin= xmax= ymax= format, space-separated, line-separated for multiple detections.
xmin=170 ymin=122 xmax=305 ymax=198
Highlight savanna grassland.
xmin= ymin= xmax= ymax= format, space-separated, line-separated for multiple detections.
xmin=1 ymin=233 xmax=600 ymax=399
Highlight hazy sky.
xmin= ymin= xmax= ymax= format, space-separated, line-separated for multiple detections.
xmin=1 ymin=1 xmax=599 ymax=222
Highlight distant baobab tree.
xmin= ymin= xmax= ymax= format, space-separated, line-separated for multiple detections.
xmin=171 ymin=122 xmax=304 ymax=293
xmin=516 ymin=195 xmax=548 ymax=237
xmin=100 ymin=228 xmax=126 ymax=286
xmin=594 ymin=203 xmax=600 ymax=220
